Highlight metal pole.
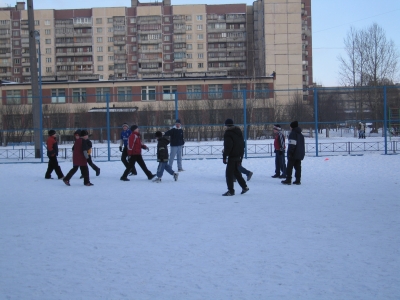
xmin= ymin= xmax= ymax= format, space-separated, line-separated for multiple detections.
xmin=243 ymin=89 xmax=247 ymax=159
xmin=314 ymin=88 xmax=319 ymax=157
xmin=106 ymin=94 xmax=111 ymax=161
xmin=174 ymin=91 xmax=178 ymax=120
xmin=27 ymin=0 xmax=41 ymax=158
xmin=35 ymin=31 xmax=43 ymax=163
xmin=383 ymin=86 xmax=388 ymax=155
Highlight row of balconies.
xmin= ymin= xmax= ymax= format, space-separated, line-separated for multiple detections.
xmin=208 ymin=56 xmax=245 ymax=62
xmin=138 ymin=39 xmax=162 ymax=45
xmin=207 ymin=27 xmax=246 ymax=33
xmin=55 ymin=51 xmax=93 ymax=57
xmin=55 ymin=32 xmax=92 ymax=38
xmin=0 ymin=52 xmax=11 ymax=58
xmin=208 ymin=36 xmax=246 ymax=43
xmin=56 ymin=61 xmax=93 ymax=66
xmin=55 ymin=42 xmax=92 ymax=47
xmin=0 ymin=72 xmax=12 ymax=77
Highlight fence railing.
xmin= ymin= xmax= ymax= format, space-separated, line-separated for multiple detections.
xmin=1 ymin=141 xmax=398 ymax=161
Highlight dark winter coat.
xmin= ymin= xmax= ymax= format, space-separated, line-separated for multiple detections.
xmin=223 ymin=126 xmax=244 ymax=162
xmin=274 ymin=131 xmax=286 ymax=152
xmin=127 ymin=131 xmax=147 ymax=156
xmin=156 ymin=137 xmax=170 ymax=162
xmin=72 ymin=138 xmax=89 ymax=166
xmin=287 ymin=127 xmax=305 ymax=160
xmin=164 ymin=127 xmax=185 ymax=146
xmin=87 ymin=139 xmax=93 ymax=155
xmin=46 ymin=135 xmax=59 ymax=157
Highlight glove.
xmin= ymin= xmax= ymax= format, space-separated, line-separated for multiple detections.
xmin=223 ymin=158 xmax=227 ymax=164
xmin=119 ymin=146 xmax=123 ymax=152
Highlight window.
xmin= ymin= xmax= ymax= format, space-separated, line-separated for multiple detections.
xmin=197 ymin=44 xmax=203 ymax=49
xmin=164 ymin=35 xmax=170 ymax=41
xmin=96 ymin=18 xmax=102 ymax=24
xmin=164 ymin=17 xmax=170 ymax=22
xmin=187 ymin=63 xmax=192 ymax=69
xmin=108 ymin=56 xmax=114 ymax=61
xmin=197 ymin=34 xmax=203 ymax=40
xmin=186 ymin=34 xmax=192 ymax=40
xmin=164 ymin=54 xmax=170 ymax=60
xmin=255 ymin=83 xmax=269 ymax=98
xmin=165 ymin=64 xmax=171 ymax=70
xmin=187 ymin=85 xmax=201 ymax=99
xmin=13 ymin=49 xmax=20 ymax=55
xmin=12 ymin=30 xmax=19 ymax=37
xmin=162 ymin=85 xmax=177 ymax=100
xmin=45 ymin=39 xmax=51 ymax=44
xmin=72 ymin=88 xmax=86 ymax=103
xmin=118 ymin=87 xmax=131 ymax=102
xmin=198 ymin=63 xmax=204 ymax=68
xmin=186 ymin=53 xmax=192 ymax=59
xmin=107 ymin=18 xmax=113 ymax=23
xmin=208 ymin=84 xmax=223 ymax=99
xmin=108 ymin=46 xmax=114 ymax=52
xmin=186 ymin=25 xmax=192 ymax=31
xmin=164 ymin=45 xmax=170 ymax=51
xmin=27 ymin=90 xmax=33 ymax=104
xmin=187 ymin=44 xmax=192 ymax=50
xmin=198 ymin=53 xmax=203 ymax=59
xmin=45 ymin=20 xmax=50 ymax=25
xmin=196 ymin=15 xmax=203 ymax=21
xmin=97 ymin=37 xmax=103 ymax=43
xmin=96 ymin=87 xmax=110 ymax=102
xmin=108 ymin=37 xmax=114 ymax=42
xmin=97 ymin=56 xmax=103 ymax=61
xmin=97 ymin=46 xmax=103 ymax=52
xmin=97 ymin=27 xmax=103 ymax=33
xmin=13 ymin=40 xmax=20 ymax=46
xmin=45 ymin=29 xmax=51 ymax=35
xmin=141 ymin=86 xmax=156 ymax=101
xmin=233 ymin=84 xmax=246 ymax=99
xmin=45 ymin=48 xmax=51 ymax=54
xmin=186 ymin=15 xmax=192 ymax=21
xmin=164 ymin=26 xmax=169 ymax=32
xmin=197 ymin=25 xmax=203 ymax=30
xmin=6 ymin=90 xmax=21 ymax=104
xmin=14 ymin=68 xmax=20 ymax=73
xmin=35 ymin=20 xmax=40 ymax=26
xmin=130 ymin=17 xmax=136 ymax=24
xmin=51 ymin=89 xmax=66 ymax=103
xmin=46 ymin=58 xmax=51 ymax=63
xmin=98 ymin=65 xmax=103 ymax=71
xmin=14 ymin=58 xmax=20 ymax=64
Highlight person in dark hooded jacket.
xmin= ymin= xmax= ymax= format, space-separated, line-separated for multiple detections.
xmin=44 ymin=129 xmax=64 ymax=179
xmin=222 ymin=119 xmax=249 ymax=196
xmin=152 ymin=131 xmax=179 ymax=183
xmin=282 ymin=121 xmax=305 ymax=185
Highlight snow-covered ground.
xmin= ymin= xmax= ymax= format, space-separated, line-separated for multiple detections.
xmin=0 ymin=153 xmax=399 ymax=299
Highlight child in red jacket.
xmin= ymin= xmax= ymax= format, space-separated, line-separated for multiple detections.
xmin=120 ymin=125 xmax=155 ymax=181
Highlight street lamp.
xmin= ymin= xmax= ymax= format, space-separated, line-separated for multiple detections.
xmin=34 ymin=30 xmax=43 ymax=162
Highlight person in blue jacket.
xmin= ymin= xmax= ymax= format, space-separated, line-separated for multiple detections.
xmin=164 ymin=119 xmax=185 ymax=171
xmin=119 ymin=123 xmax=136 ymax=176
xmin=282 ymin=121 xmax=305 ymax=185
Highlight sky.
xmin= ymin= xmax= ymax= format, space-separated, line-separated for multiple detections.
xmin=1 ymin=0 xmax=399 ymax=86
xmin=0 ymin=135 xmax=399 ymax=298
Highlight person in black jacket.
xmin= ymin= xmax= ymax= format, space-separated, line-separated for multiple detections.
xmin=82 ymin=136 xmax=100 ymax=177
xmin=222 ymin=119 xmax=249 ymax=196
xmin=164 ymin=119 xmax=185 ymax=171
xmin=282 ymin=121 xmax=305 ymax=185
xmin=45 ymin=129 xmax=64 ymax=179
xmin=152 ymin=131 xmax=179 ymax=183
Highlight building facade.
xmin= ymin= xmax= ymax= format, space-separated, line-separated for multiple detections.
xmin=0 ymin=0 xmax=312 ymax=95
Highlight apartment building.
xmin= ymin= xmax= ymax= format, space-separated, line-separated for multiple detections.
xmin=0 ymin=0 xmax=312 ymax=103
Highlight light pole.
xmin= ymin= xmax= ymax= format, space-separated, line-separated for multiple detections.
xmin=34 ymin=30 xmax=43 ymax=162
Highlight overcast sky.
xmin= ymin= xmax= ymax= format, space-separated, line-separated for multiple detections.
xmin=2 ymin=0 xmax=399 ymax=86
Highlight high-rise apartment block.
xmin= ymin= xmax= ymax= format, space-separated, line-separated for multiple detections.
xmin=0 ymin=0 xmax=312 ymax=100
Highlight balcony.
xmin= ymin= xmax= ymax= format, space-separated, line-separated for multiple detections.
xmin=139 ymin=48 xmax=162 ymax=54
xmin=138 ymin=57 xmax=162 ymax=63
xmin=114 ymin=49 xmax=126 ymax=55
xmin=0 ymin=43 xmax=11 ymax=49
xmin=113 ymin=30 xmax=126 ymax=36
xmin=73 ymin=22 xmax=92 ymax=28
xmin=225 ymin=16 xmax=246 ymax=23
xmin=113 ymin=40 xmax=126 ymax=46
xmin=0 ymin=71 xmax=12 ymax=77
xmin=138 ymin=28 xmax=162 ymax=35
xmin=0 ymin=52 xmax=11 ymax=58
xmin=139 ymin=67 xmax=162 ymax=73
xmin=138 ymin=39 xmax=161 ymax=45
xmin=78 ymin=74 xmax=100 ymax=80
xmin=114 ymin=59 xmax=126 ymax=64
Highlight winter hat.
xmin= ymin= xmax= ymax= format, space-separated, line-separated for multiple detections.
xmin=48 ymin=129 xmax=56 ymax=136
xmin=131 ymin=125 xmax=138 ymax=132
xmin=155 ymin=131 xmax=163 ymax=138
xmin=290 ymin=121 xmax=298 ymax=128
xmin=273 ymin=124 xmax=281 ymax=131
xmin=122 ymin=123 xmax=129 ymax=128
xmin=74 ymin=129 xmax=81 ymax=136
xmin=224 ymin=118 xmax=234 ymax=127
xmin=80 ymin=129 xmax=89 ymax=137
xmin=175 ymin=119 xmax=181 ymax=124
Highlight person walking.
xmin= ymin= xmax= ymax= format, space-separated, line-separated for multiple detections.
xmin=164 ymin=119 xmax=185 ymax=171
xmin=152 ymin=131 xmax=179 ymax=183
xmin=120 ymin=125 xmax=156 ymax=181
xmin=222 ymin=118 xmax=249 ymax=196
xmin=85 ymin=135 xmax=100 ymax=177
xmin=271 ymin=124 xmax=287 ymax=179
xmin=44 ymin=129 xmax=64 ymax=180
xmin=119 ymin=123 xmax=137 ymax=176
xmin=63 ymin=129 xmax=93 ymax=186
xmin=282 ymin=121 xmax=305 ymax=185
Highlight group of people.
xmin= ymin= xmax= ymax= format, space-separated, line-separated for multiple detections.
xmin=45 ymin=129 xmax=100 ymax=186
xmin=118 ymin=119 xmax=185 ymax=183
xmin=221 ymin=119 xmax=305 ymax=196
xmin=45 ymin=118 xmax=306 ymax=193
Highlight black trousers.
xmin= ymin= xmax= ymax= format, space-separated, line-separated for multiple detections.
xmin=286 ymin=158 xmax=302 ymax=181
xmin=226 ymin=160 xmax=247 ymax=193
xmin=121 ymin=146 xmax=137 ymax=174
xmin=87 ymin=155 xmax=99 ymax=171
xmin=65 ymin=165 xmax=90 ymax=184
xmin=45 ymin=156 xmax=64 ymax=179
xmin=122 ymin=155 xmax=153 ymax=179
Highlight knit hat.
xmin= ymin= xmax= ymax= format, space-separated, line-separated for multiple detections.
xmin=122 ymin=123 xmax=129 ymax=128
xmin=290 ymin=121 xmax=298 ymax=128
xmin=273 ymin=124 xmax=281 ymax=131
xmin=175 ymin=119 xmax=181 ymax=124
xmin=48 ymin=129 xmax=56 ymax=136
xmin=80 ymin=129 xmax=89 ymax=137
xmin=155 ymin=131 xmax=163 ymax=138
xmin=74 ymin=129 xmax=81 ymax=136
xmin=224 ymin=118 xmax=234 ymax=127
xmin=131 ymin=125 xmax=138 ymax=132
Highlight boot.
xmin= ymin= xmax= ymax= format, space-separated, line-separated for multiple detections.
xmin=281 ymin=179 xmax=291 ymax=185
